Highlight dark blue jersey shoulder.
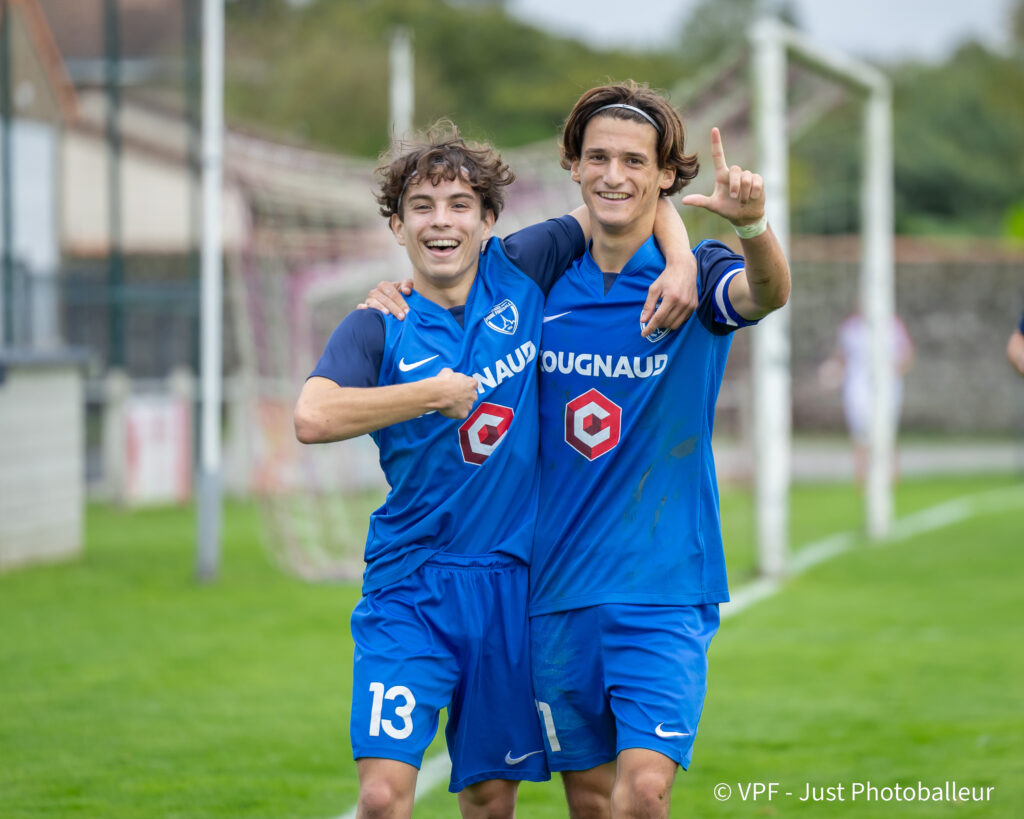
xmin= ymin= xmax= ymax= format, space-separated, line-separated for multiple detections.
xmin=494 ymin=215 xmax=586 ymax=296
xmin=308 ymin=308 xmax=386 ymax=388
xmin=693 ymin=239 xmax=750 ymax=336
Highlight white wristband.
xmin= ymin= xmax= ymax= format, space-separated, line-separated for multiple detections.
xmin=733 ymin=214 xmax=768 ymax=239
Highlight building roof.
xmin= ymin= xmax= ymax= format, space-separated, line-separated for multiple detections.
xmin=1 ymin=0 xmax=77 ymax=123
xmin=35 ymin=0 xmax=182 ymax=61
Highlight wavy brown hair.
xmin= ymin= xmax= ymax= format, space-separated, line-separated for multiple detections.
xmin=375 ymin=121 xmax=515 ymax=220
xmin=560 ymin=81 xmax=699 ymax=196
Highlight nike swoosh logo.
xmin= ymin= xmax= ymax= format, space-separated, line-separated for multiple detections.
xmin=504 ymin=749 xmax=544 ymax=766
xmin=543 ymin=311 xmax=572 ymax=323
xmin=655 ymin=723 xmax=690 ymax=738
xmin=398 ymin=354 xmax=439 ymax=372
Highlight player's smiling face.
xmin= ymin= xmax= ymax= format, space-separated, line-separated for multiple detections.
xmin=391 ymin=174 xmax=495 ymax=305
xmin=572 ymin=115 xmax=675 ymax=239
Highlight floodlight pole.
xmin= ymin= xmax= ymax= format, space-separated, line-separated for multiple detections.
xmin=197 ymin=0 xmax=224 ymax=582
xmin=389 ymin=27 xmax=413 ymax=143
xmin=0 ymin=0 xmax=13 ymax=345
xmin=104 ymin=0 xmax=125 ymax=367
xmin=750 ymin=18 xmax=791 ymax=579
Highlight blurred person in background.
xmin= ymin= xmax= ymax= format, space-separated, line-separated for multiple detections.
xmin=1007 ymin=309 xmax=1024 ymax=376
xmin=820 ymin=310 xmax=915 ymax=483
xmin=295 ymin=121 xmax=696 ymax=819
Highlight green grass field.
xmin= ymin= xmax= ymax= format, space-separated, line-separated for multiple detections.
xmin=1 ymin=475 xmax=1021 ymax=818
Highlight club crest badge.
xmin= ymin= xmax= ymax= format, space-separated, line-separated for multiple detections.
xmin=484 ymin=299 xmax=519 ymax=335
xmin=640 ymin=320 xmax=670 ymax=343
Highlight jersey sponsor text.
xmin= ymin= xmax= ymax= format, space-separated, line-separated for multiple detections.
xmin=540 ymin=350 xmax=668 ymax=379
xmin=473 ymin=341 xmax=536 ymax=394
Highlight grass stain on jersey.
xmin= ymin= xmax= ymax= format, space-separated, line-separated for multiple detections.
xmin=670 ymin=436 xmax=698 ymax=459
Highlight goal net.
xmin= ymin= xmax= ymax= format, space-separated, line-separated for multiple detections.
xmin=228 ymin=135 xmax=400 ymax=581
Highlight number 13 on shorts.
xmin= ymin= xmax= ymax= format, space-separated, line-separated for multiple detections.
xmin=368 ymin=682 xmax=416 ymax=739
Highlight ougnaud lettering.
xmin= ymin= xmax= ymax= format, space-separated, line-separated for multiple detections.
xmin=540 ymin=350 xmax=668 ymax=379
xmin=474 ymin=341 xmax=535 ymax=394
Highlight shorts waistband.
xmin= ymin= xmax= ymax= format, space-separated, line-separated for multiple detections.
xmin=423 ymin=551 xmax=525 ymax=570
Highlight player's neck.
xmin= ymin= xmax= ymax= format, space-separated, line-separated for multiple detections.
xmin=589 ymin=220 xmax=655 ymax=274
xmin=413 ymin=269 xmax=476 ymax=310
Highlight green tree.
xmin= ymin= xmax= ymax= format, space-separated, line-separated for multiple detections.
xmin=893 ymin=43 xmax=1024 ymax=235
xmin=224 ymin=0 xmax=689 ymax=156
xmin=221 ymin=0 xmax=1024 ymax=238
xmin=675 ymin=0 xmax=800 ymax=65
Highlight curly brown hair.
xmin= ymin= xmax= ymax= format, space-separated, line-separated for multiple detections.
xmin=560 ymin=81 xmax=699 ymax=196
xmin=375 ymin=121 xmax=516 ymax=220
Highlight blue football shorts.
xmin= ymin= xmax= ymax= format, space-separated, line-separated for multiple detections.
xmin=350 ymin=552 xmax=549 ymax=792
xmin=530 ymin=602 xmax=720 ymax=772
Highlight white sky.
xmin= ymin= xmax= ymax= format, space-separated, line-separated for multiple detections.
xmin=507 ymin=0 xmax=1015 ymax=62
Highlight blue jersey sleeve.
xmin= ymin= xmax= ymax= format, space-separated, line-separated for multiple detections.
xmin=308 ymin=308 xmax=386 ymax=388
xmin=694 ymin=239 xmax=759 ymax=336
xmin=497 ymin=214 xmax=586 ymax=295
xmin=1019 ymin=310 xmax=1024 ymax=334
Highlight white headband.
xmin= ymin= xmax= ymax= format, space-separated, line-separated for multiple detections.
xmin=590 ymin=103 xmax=661 ymax=134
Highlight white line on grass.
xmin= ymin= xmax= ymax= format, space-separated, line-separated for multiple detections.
xmin=329 ymin=482 xmax=1023 ymax=818
xmin=886 ymin=483 xmax=1023 ymax=544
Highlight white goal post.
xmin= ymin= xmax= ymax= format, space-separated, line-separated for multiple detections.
xmin=749 ymin=18 xmax=895 ymax=576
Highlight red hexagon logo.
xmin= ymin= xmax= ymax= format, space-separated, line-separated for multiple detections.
xmin=459 ymin=402 xmax=515 ymax=465
xmin=565 ymin=389 xmax=621 ymax=461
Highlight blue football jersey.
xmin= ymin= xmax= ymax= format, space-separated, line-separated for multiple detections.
xmin=311 ymin=219 xmax=584 ymax=594
xmin=529 ymin=238 xmax=755 ymax=615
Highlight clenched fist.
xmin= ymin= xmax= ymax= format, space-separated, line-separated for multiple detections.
xmin=428 ymin=368 xmax=479 ymax=419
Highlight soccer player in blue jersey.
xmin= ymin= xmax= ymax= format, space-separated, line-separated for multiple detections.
xmin=294 ymin=123 xmax=696 ymax=819
xmin=527 ymin=83 xmax=791 ymax=819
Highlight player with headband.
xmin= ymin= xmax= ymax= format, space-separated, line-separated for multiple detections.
xmin=528 ymin=80 xmax=790 ymax=818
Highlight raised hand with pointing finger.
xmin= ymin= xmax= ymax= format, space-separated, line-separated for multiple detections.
xmin=681 ymin=126 xmax=789 ymax=320
xmin=681 ymin=127 xmax=766 ymax=229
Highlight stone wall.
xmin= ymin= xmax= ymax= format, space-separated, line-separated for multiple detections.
xmin=724 ymin=236 xmax=1024 ymax=436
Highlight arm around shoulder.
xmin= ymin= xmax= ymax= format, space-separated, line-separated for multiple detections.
xmin=639 ymin=198 xmax=698 ymax=333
